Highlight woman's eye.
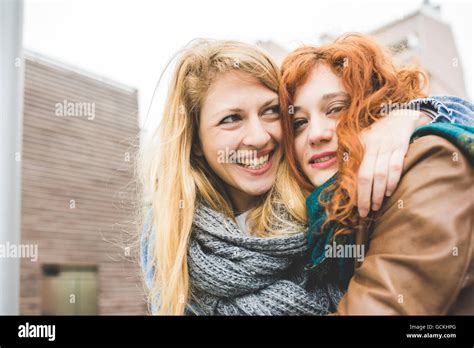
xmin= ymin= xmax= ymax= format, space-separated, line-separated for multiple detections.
xmin=220 ymin=114 xmax=241 ymax=124
xmin=293 ymin=118 xmax=308 ymax=130
xmin=263 ymin=105 xmax=281 ymax=115
xmin=326 ymin=105 xmax=345 ymax=116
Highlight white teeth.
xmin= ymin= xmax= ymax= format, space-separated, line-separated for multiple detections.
xmin=312 ymin=155 xmax=335 ymax=163
xmin=238 ymin=154 xmax=270 ymax=169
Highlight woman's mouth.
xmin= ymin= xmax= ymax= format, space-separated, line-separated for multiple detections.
xmin=235 ymin=150 xmax=275 ymax=175
xmin=309 ymin=151 xmax=337 ymax=169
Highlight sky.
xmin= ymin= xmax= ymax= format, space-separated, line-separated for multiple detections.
xmin=23 ymin=0 xmax=473 ymax=134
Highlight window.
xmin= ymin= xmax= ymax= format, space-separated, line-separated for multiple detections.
xmin=41 ymin=264 xmax=98 ymax=315
xmin=389 ymin=33 xmax=419 ymax=55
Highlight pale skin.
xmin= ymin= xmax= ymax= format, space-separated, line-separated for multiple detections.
xmin=198 ymin=70 xmax=430 ymax=216
xmin=292 ymin=64 xmax=431 ymax=215
xmin=198 ymin=71 xmax=282 ymax=213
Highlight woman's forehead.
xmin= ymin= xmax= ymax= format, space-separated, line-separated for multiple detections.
xmin=202 ymin=71 xmax=278 ymax=116
xmin=294 ymin=65 xmax=346 ymax=105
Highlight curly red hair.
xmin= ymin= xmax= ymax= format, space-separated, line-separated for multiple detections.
xmin=279 ymin=33 xmax=427 ymax=236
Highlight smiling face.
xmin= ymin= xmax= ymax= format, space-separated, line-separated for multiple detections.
xmin=199 ymin=71 xmax=282 ymax=212
xmin=292 ymin=64 xmax=350 ymax=187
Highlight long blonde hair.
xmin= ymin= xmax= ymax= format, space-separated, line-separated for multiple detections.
xmin=138 ymin=39 xmax=307 ymax=315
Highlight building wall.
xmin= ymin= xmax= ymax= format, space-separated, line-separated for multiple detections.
xmin=372 ymin=11 xmax=467 ymax=99
xmin=260 ymin=9 xmax=468 ymax=100
xmin=19 ymin=55 xmax=146 ymax=315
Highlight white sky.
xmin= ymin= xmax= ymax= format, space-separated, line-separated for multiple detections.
xmin=23 ymin=0 xmax=473 ymax=134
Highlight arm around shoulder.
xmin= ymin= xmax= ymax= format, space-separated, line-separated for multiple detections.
xmin=336 ymin=135 xmax=474 ymax=315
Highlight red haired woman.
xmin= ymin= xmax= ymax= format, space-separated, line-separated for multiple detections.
xmin=280 ymin=34 xmax=473 ymax=314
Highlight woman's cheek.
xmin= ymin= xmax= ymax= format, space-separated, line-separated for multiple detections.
xmin=267 ymin=120 xmax=282 ymax=144
xmin=201 ymin=131 xmax=232 ymax=169
xmin=294 ymin=136 xmax=306 ymax=170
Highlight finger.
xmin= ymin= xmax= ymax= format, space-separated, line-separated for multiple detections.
xmin=357 ymin=144 xmax=378 ymax=218
xmin=385 ymin=145 xmax=407 ymax=196
xmin=371 ymin=146 xmax=391 ymax=211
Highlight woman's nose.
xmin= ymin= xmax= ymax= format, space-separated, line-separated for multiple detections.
xmin=242 ymin=115 xmax=271 ymax=148
xmin=308 ymin=116 xmax=334 ymax=145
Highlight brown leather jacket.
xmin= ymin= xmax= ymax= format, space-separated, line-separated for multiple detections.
xmin=336 ymin=135 xmax=473 ymax=315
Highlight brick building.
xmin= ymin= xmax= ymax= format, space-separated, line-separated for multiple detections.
xmin=258 ymin=4 xmax=469 ymax=99
xmin=19 ymin=52 xmax=146 ymax=315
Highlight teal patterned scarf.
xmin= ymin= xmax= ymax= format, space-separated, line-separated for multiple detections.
xmin=305 ymin=123 xmax=474 ymax=289
xmin=411 ymin=123 xmax=474 ymax=164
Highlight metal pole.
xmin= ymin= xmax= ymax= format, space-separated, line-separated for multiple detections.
xmin=0 ymin=0 xmax=24 ymax=315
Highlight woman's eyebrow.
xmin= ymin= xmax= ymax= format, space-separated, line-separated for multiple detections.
xmin=211 ymin=97 xmax=279 ymax=120
xmin=211 ymin=107 xmax=244 ymax=119
xmin=292 ymin=106 xmax=302 ymax=114
xmin=293 ymin=92 xmax=350 ymax=114
xmin=260 ymin=97 xmax=279 ymax=110
xmin=258 ymin=97 xmax=279 ymax=114
xmin=321 ymin=92 xmax=350 ymax=101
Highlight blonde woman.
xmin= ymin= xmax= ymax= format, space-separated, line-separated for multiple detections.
xmin=138 ymin=39 xmax=452 ymax=315
xmin=138 ymin=40 xmax=318 ymax=315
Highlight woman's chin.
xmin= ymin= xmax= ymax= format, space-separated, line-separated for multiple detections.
xmin=231 ymin=176 xmax=274 ymax=197
xmin=308 ymin=168 xmax=338 ymax=187
xmin=231 ymin=167 xmax=277 ymax=197
xmin=242 ymin=183 xmax=272 ymax=197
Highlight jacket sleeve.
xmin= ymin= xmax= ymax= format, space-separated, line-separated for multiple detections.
xmin=336 ymin=135 xmax=473 ymax=315
xmin=407 ymin=95 xmax=474 ymax=126
xmin=140 ymin=208 xmax=155 ymax=291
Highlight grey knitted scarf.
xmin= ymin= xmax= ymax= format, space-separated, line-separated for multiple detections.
xmin=186 ymin=204 xmax=344 ymax=315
